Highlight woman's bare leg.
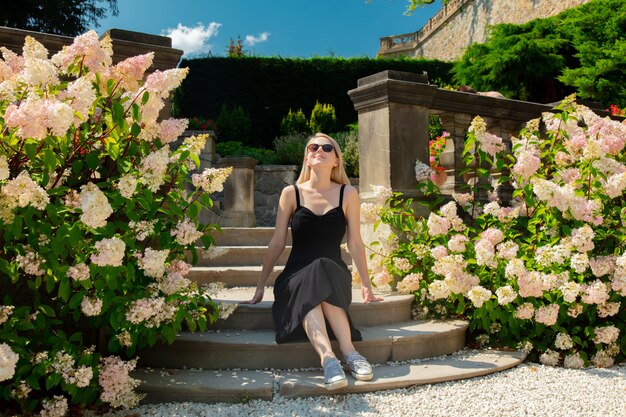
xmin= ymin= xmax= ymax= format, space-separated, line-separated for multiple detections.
xmin=302 ymin=304 xmax=336 ymax=366
xmin=320 ymin=302 xmax=356 ymax=357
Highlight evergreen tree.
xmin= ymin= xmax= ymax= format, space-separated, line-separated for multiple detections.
xmin=453 ymin=0 xmax=626 ymax=106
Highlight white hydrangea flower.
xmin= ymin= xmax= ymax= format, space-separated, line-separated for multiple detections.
xmin=495 ymin=285 xmax=517 ymax=305
xmin=79 ymin=182 xmax=113 ymax=229
xmin=466 ymin=285 xmax=492 ymax=308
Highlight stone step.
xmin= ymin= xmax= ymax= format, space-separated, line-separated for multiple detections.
xmin=189 ymin=266 xmax=282 ymax=287
xmin=134 ymin=350 xmax=526 ymax=404
xmin=138 ymin=320 xmax=469 ymax=370
xmin=193 ymin=246 xmax=352 ymax=267
xmin=210 ymin=287 xmax=414 ymax=329
xmin=213 ymin=227 xmax=290 ymax=247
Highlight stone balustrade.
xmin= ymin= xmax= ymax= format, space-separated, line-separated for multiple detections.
xmin=347 ymin=69 xmax=556 ymax=242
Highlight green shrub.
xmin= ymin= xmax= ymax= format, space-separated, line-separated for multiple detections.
xmin=376 ymin=99 xmax=626 ymax=367
xmin=309 ymin=101 xmax=337 ymax=134
xmin=0 ymin=33 xmax=226 ymax=414
xmin=273 ymin=133 xmax=309 ymax=165
xmin=217 ymin=141 xmax=277 ymax=165
xmin=335 ymin=130 xmax=359 ymax=178
xmin=215 ymin=104 xmax=252 ymax=143
xmin=280 ymin=108 xmax=309 ymax=135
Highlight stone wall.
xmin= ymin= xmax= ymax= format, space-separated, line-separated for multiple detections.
xmin=254 ymin=165 xmax=300 ymax=226
xmin=379 ymin=0 xmax=591 ymax=61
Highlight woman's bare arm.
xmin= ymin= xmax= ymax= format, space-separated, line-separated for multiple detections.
xmin=242 ymin=186 xmax=295 ymax=304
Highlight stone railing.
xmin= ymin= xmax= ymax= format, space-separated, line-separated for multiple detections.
xmin=378 ymin=0 xmax=471 ymax=57
xmin=347 ymin=70 xmax=548 ymax=241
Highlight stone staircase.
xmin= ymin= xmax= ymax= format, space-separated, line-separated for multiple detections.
xmin=134 ymin=227 xmax=525 ymax=404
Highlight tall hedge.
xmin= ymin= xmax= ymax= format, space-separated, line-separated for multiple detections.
xmin=173 ymin=56 xmax=454 ymax=148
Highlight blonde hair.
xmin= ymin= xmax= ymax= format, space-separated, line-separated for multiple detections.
xmin=296 ymin=133 xmax=351 ymax=185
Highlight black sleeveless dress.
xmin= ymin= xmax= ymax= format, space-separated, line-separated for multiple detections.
xmin=272 ymin=184 xmax=363 ymax=344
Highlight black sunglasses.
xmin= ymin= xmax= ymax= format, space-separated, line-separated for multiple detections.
xmin=307 ymin=143 xmax=335 ymax=153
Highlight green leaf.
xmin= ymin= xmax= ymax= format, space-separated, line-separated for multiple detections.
xmin=162 ymin=326 xmax=177 ymax=344
xmin=24 ymin=142 xmax=38 ymax=160
xmin=106 ymin=272 xmax=118 ymax=291
xmin=85 ymin=151 xmax=100 ymax=169
xmin=27 ymin=375 xmax=41 ymax=390
xmin=189 ymin=201 xmax=201 ymax=219
xmin=69 ymin=292 xmax=83 ymax=309
xmin=58 ymin=278 xmax=71 ymax=302
xmin=110 ymin=312 xmax=120 ymax=331
xmin=130 ymin=122 xmax=141 ymax=138
xmin=72 ymin=159 xmax=83 ymax=174
xmin=39 ymin=304 xmax=56 ymax=317
xmin=112 ymin=101 xmax=125 ymax=127
xmin=68 ymin=224 xmax=81 ymax=247
xmin=45 ymin=275 xmax=56 ymax=293
xmin=45 ymin=373 xmax=62 ymax=390
xmin=131 ymin=103 xmax=141 ymax=121
xmin=106 ymin=138 xmax=120 ymax=160
xmin=41 ymin=148 xmax=59 ymax=171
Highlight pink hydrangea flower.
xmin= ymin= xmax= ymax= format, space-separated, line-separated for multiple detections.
xmin=534 ymin=304 xmax=559 ymax=326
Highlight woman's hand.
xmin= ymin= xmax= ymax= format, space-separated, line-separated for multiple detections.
xmin=361 ymin=286 xmax=383 ymax=303
xmin=241 ymin=288 xmax=265 ymax=304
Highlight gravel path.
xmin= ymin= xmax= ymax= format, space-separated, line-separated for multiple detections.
xmin=97 ymin=360 xmax=626 ymax=417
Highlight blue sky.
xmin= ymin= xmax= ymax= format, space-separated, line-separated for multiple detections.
xmin=89 ymin=0 xmax=443 ymax=58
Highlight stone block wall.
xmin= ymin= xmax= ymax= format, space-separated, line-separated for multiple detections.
xmin=254 ymin=165 xmax=299 ymax=226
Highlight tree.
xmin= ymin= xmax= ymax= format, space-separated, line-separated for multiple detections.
xmin=0 ymin=0 xmax=119 ymax=36
xmin=452 ymin=19 xmax=573 ymax=103
xmin=452 ymin=0 xmax=626 ymax=106
xmin=226 ymin=37 xmax=246 ymax=57
xmin=557 ymin=0 xmax=626 ymax=107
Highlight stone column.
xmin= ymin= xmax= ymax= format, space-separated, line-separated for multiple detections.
xmin=218 ymin=157 xmax=257 ymax=227
xmin=348 ymin=70 xmax=435 ymax=246
xmin=348 ymin=70 xmax=435 ymax=202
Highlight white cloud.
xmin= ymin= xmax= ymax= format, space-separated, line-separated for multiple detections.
xmin=244 ymin=32 xmax=270 ymax=47
xmin=161 ymin=22 xmax=221 ymax=56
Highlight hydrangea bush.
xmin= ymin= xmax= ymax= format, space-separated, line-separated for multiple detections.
xmin=0 ymin=32 xmax=232 ymax=414
xmin=371 ymin=97 xmax=626 ymax=368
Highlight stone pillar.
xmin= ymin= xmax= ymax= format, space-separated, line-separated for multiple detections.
xmin=348 ymin=70 xmax=435 ymax=246
xmin=348 ymin=70 xmax=435 ymax=202
xmin=218 ymin=157 xmax=257 ymax=227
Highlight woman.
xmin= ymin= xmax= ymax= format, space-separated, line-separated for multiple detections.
xmin=243 ymin=132 xmax=382 ymax=390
